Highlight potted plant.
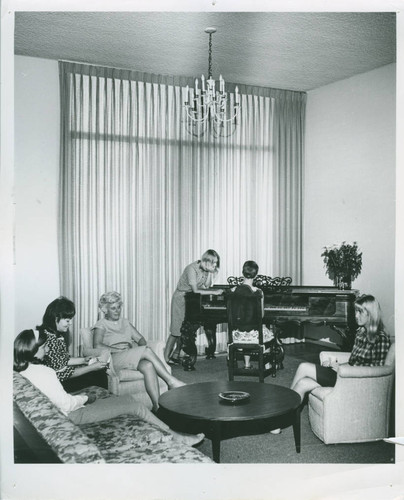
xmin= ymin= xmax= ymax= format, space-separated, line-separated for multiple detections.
xmin=321 ymin=241 xmax=362 ymax=289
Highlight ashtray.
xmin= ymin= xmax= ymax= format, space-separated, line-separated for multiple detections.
xmin=218 ymin=391 xmax=250 ymax=404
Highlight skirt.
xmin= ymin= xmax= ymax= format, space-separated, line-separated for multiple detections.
xmin=111 ymin=345 xmax=147 ymax=372
xmin=315 ymin=364 xmax=337 ymax=387
xmin=169 ymin=289 xmax=186 ymax=337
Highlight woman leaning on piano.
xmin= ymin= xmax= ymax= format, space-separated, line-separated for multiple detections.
xmin=164 ymin=249 xmax=224 ymax=364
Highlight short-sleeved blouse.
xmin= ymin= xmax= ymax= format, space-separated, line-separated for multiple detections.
xmin=176 ymin=261 xmax=218 ymax=292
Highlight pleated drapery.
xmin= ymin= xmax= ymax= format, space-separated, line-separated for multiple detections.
xmin=58 ymin=61 xmax=306 ymax=355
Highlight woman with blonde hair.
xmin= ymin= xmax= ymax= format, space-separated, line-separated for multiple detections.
xmin=290 ymin=294 xmax=390 ymax=403
xmin=93 ymin=291 xmax=185 ymax=412
xmin=164 ymin=249 xmax=223 ymax=364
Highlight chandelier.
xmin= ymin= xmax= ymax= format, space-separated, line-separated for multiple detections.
xmin=184 ymin=27 xmax=241 ymax=129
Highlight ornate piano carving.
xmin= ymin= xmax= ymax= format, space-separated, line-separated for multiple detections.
xmin=180 ymin=285 xmax=359 ymax=370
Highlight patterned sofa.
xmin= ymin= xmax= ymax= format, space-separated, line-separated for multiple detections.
xmin=13 ymin=372 xmax=213 ymax=464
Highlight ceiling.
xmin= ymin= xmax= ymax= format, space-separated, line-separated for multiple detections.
xmin=14 ymin=11 xmax=396 ymax=92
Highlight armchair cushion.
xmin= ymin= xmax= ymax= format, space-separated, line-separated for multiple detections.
xmin=81 ymin=327 xmax=106 ymax=357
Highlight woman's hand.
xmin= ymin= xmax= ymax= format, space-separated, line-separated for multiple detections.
xmin=85 ymin=393 xmax=97 ymax=405
xmin=322 ymin=358 xmax=339 ymax=371
xmin=88 ymin=360 xmax=109 ymax=371
xmin=213 ymin=289 xmax=224 ymax=295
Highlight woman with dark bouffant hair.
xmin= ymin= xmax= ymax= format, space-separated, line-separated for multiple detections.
xmin=13 ymin=329 xmax=204 ymax=447
xmin=37 ymin=296 xmax=109 ymax=392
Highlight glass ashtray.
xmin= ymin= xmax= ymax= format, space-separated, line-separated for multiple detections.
xmin=218 ymin=391 xmax=250 ymax=404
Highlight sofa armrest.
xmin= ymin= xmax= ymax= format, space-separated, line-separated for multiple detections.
xmin=13 ymin=372 xmax=105 ymax=463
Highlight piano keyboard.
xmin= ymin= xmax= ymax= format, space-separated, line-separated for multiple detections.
xmin=265 ymin=306 xmax=307 ymax=312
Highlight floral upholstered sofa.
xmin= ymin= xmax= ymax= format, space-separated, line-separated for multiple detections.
xmin=13 ymin=372 xmax=213 ymax=464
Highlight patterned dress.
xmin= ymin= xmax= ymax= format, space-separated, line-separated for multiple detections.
xmin=170 ymin=261 xmax=218 ymax=337
xmin=43 ymin=331 xmax=75 ymax=381
xmin=43 ymin=330 xmax=108 ymax=391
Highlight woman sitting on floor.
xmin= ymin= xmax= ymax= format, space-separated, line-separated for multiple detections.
xmin=93 ymin=291 xmax=185 ymax=412
xmin=290 ymin=294 xmax=391 ymax=403
xmin=14 ymin=329 xmax=204 ymax=447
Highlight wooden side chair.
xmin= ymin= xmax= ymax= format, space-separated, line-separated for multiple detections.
xmin=226 ymin=286 xmax=273 ymax=382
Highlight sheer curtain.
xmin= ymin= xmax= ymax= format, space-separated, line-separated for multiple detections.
xmin=58 ymin=61 xmax=306 ymax=355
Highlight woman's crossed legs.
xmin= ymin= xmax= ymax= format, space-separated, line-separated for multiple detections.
xmin=113 ymin=346 xmax=185 ymax=411
xmin=290 ymin=361 xmax=321 ymax=403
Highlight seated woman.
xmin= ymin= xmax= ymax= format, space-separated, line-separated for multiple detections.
xmin=38 ymin=297 xmax=109 ymax=392
xmin=14 ymin=329 xmax=204 ymax=447
xmin=291 ymin=294 xmax=391 ymax=403
xmin=93 ymin=291 xmax=185 ymax=412
xmin=231 ymin=260 xmax=274 ymax=368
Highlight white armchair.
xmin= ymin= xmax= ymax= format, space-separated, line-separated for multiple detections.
xmin=308 ymin=344 xmax=395 ymax=444
xmin=80 ymin=328 xmax=171 ymax=410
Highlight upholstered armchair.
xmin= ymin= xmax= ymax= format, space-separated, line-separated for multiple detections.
xmin=308 ymin=344 xmax=395 ymax=444
xmin=80 ymin=328 xmax=171 ymax=409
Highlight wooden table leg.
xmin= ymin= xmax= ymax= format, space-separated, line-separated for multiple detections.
xmin=292 ymin=409 xmax=301 ymax=453
xmin=211 ymin=422 xmax=222 ymax=463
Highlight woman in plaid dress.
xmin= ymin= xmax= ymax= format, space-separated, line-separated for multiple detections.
xmin=290 ymin=294 xmax=391 ymax=403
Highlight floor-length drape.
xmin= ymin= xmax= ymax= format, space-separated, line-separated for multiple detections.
xmin=59 ymin=61 xmax=306 ymax=355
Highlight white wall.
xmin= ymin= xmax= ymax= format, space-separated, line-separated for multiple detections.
xmin=14 ymin=56 xmax=60 ymax=333
xmin=14 ymin=56 xmax=396 ymax=338
xmin=304 ymin=64 xmax=396 ymax=336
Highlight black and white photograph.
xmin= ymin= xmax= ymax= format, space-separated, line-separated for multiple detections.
xmin=1 ymin=0 xmax=403 ymax=499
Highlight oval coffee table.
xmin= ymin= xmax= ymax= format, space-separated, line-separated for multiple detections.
xmin=158 ymin=380 xmax=301 ymax=463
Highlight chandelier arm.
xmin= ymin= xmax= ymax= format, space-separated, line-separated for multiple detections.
xmin=212 ymin=106 xmax=241 ymax=123
xmin=184 ymin=105 xmax=209 ymax=123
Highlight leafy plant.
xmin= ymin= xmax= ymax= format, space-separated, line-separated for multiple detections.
xmin=321 ymin=241 xmax=362 ymax=284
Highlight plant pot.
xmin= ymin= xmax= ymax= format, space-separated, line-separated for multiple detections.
xmin=333 ymin=277 xmax=352 ymax=290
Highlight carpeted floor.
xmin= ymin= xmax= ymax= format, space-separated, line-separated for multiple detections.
xmin=169 ymin=342 xmax=395 ymax=464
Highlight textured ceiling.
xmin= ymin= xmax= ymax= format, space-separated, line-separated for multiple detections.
xmin=15 ymin=11 xmax=396 ymax=91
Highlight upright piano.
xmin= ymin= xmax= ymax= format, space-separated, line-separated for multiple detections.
xmin=180 ymin=285 xmax=359 ymax=369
